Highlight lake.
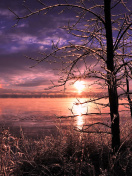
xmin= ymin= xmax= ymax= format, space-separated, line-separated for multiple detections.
xmin=0 ymin=98 xmax=131 ymax=138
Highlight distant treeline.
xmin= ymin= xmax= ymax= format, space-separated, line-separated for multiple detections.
xmin=0 ymin=92 xmax=106 ymax=98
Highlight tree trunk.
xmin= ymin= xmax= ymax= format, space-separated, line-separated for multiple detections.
xmin=104 ymin=0 xmax=120 ymax=152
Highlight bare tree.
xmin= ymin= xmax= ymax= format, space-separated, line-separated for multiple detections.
xmin=10 ymin=0 xmax=132 ymax=152
xmin=120 ymin=37 xmax=132 ymax=117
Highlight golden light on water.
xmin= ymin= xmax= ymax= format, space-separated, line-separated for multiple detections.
xmin=74 ymin=81 xmax=85 ymax=94
xmin=0 ymin=98 xmax=129 ymax=134
xmin=73 ymin=103 xmax=86 ymax=129
xmin=77 ymin=116 xmax=84 ymax=129
xmin=75 ymin=104 xmax=84 ymax=116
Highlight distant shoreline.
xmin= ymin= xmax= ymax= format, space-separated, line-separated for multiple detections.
xmin=0 ymin=95 xmax=106 ymax=98
xmin=0 ymin=93 xmax=107 ymax=98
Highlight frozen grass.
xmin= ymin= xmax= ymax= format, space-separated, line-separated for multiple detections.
xmin=0 ymin=121 xmax=132 ymax=176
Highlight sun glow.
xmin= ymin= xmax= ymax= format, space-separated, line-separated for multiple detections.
xmin=74 ymin=81 xmax=85 ymax=94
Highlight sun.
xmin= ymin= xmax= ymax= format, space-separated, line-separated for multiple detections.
xmin=74 ymin=81 xmax=85 ymax=94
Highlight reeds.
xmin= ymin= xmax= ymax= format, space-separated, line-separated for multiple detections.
xmin=0 ymin=122 xmax=132 ymax=176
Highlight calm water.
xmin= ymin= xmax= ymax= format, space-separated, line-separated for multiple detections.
xmin=0 ymin=98 xmax=131 ymax=138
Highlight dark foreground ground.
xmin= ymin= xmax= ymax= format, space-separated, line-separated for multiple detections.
xmin=0 ymin=121 xmax=132 ymax=176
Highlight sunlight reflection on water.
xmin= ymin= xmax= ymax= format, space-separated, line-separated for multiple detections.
xmin=77 ymin=116 xmax=83 ymax=129
xmin=72 ymin=103 xmax=87 ymax=129
xmin=0 ymin=98 xmax=131 ymax=138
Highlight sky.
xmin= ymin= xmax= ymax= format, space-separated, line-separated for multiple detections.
xmin=0 ymin=0 xmax=131 ymax=96
xmin=0 ymin=1 xmax=74 ymax=94
xmin=0 ymin=0 xmax=95 ymax=96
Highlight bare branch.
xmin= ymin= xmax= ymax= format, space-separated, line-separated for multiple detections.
xmin=16 ymin=4 xmax=105 ymax=26
xmin=111 ymin=0 xmax=121 ymax=9
xmin=114 ymin=21 xmax=132 ymax=51
xmin=74 ymin=127 xmax=111 ymax=134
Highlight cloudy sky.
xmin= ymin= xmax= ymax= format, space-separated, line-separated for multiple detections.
xmin=0 ymin=0 xmax=95 ymax=95
xmin=0 ymin=0 xmax=131 ymax=95
xmin=0 ymin=0 xmax=74 ymax=93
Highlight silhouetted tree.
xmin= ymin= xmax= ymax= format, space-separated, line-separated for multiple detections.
xmin=11 ymin=0 xmax=132 ymax=152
